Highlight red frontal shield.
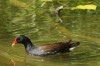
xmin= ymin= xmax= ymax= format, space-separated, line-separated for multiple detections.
xmin=12 ymin=38 xmax=17 ymax=47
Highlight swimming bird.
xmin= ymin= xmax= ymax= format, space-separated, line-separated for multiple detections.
xmin=12 ymin=35 xmax=80 ymax=56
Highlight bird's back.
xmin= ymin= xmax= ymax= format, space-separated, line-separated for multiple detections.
xmin=27 ymin=40 xmax=80 ymax=56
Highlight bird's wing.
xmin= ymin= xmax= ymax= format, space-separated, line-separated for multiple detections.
xmin=40 ymin=40 xmax=71 ymax=52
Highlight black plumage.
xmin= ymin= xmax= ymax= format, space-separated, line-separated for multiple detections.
xmin=12 ymin=35 xmax=80 ymax=56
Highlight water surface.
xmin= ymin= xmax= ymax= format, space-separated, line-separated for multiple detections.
xmin=0 ymin=0 xmax=100 ymax=66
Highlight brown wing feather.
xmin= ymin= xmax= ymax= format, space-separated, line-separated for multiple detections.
xmin=41 ymin=40 xmax=71 ymax=52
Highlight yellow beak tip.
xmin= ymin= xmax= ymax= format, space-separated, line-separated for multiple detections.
xmin=12 ymin=43 xmax=15 ymax=47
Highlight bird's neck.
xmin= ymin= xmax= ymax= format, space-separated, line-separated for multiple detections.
xmin=23 ymin=41 xmax=35 ymax=51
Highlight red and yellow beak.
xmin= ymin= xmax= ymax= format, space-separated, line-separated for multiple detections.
xmin=12 ymin=38 xmax=17 ymax=47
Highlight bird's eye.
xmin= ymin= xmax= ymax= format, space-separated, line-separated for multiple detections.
xmin=16 ymin=37 xmax=22 ymax=43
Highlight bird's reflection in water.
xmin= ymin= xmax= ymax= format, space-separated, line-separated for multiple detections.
xmin=25 ymin=53 xmax=72 ymax=63
xmin=11 ymin=60 xmax=16 ymax=66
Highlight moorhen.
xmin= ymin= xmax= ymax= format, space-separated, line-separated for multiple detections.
xmin=12 ymin=35 xmax=80 ymax=56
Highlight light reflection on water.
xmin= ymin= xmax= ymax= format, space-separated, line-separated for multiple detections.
xmin=0 ymin=0 xmax=100 ymax=66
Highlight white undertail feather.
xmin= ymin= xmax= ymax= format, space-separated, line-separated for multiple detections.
xmin=69 ymin=47 xmax=76 ymax=51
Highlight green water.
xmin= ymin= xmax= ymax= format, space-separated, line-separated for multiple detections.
xmin=0 ymin=0 xmax=100 ymax=66
xmin=0 ymin=39 xmax=100 ymax=66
